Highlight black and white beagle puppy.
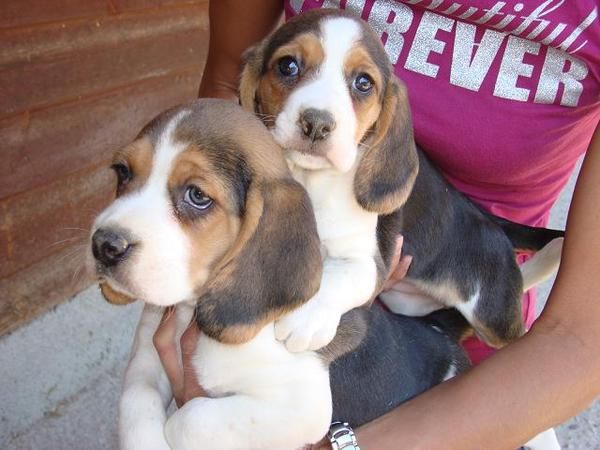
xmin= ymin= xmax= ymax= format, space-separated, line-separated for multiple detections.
xmin=91 ymin=99 xmax=470 ymax=449
xmin=240 ymin=9 xmax=564 ymax=351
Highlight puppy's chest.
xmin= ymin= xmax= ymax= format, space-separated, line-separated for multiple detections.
xmin=290 ymin=166 xmax=378 ymax=247
xmin=189 ymin=324 xmax=326 ymax=397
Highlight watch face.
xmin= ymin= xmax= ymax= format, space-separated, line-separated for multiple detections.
xmin=331 ymin=428 xmax=351 ymax=440
xmin=328 ymin=422 xmax=358 ymax=449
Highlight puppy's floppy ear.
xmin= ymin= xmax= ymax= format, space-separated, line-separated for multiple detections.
xmin=239 ymin=43 xmax=265 ymax=114
xmin=195 ymin=177 xmax=322 ymax=344
xmin=354 ymin=78 xmax=419 ymax=214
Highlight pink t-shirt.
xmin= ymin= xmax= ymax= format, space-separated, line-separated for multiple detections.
xmin=285 ymin=0 xmax=600 ymax=363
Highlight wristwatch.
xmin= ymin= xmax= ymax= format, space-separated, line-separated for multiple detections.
xmin=327 ymin=421 xmax=361 ymax=450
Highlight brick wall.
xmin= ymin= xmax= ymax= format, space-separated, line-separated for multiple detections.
xmin=0 ymin=0 xmax=209 ymax=336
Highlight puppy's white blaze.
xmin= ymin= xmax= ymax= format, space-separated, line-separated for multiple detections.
xmin=276 ymin=17 xmax=361 ymax=172
xmin=94 ymin=111 xmax=195 ymax=306
xmin=130 ymin=111 xmax=193 ymax=306
xmin=148 ymin=110 xmax=190 ymax=190
xmin=314 ymin=17 xmax=361 ymax=172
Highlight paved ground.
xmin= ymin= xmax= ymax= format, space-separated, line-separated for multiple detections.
xmin=2 ymin=158 xmax=599 ymax=450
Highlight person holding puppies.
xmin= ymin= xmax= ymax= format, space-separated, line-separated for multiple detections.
xmin=155 ymin=1 xmax=600 ymax=449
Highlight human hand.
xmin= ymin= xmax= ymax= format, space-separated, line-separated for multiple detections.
xmin=380 ymin=235 xmax=444 ymax=316
xmin=382 ymin=235 xmax=414 ymax=291
xmin=153 ymin=307 xmax=206 ymax=407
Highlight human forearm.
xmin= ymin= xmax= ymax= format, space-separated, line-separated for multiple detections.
xmin=355 ymin=320 xmax=600 ymax=449
xmin=199 ymin=0 xmax=283 ymax=99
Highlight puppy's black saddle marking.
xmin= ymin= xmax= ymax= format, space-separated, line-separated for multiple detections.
xmin=378 ymin=149 xmax=563 ymax=347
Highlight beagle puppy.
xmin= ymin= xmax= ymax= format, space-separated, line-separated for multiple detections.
xmin=91 ymin=99 xmax=470 ymax=449
xmin=240 ymin=9 xmax=564 ymax=351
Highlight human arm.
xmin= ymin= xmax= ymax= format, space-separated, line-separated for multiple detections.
xmin=346 ymin=123 xmax=600 ymax=450
xmin=198 ymin=0 xmax=283 ymax=99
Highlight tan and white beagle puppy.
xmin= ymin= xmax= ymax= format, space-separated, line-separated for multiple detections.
xmin=91 ymin=100 xmax=331 ymax=449
xmin=91 ymin=99 xmax=471 ymax=449
xmin=240 ymin=9 xmax=564 ymax=351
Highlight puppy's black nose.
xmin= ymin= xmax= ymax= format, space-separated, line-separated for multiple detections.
xmin=92 ymin=228 xmax=132 ymax=267
xmin=299 ymin=108 xmax=336 ymax=141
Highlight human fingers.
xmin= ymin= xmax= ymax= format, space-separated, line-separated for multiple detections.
xmin=383 ymin=236 xmax=413 ymax=291
xmin=179 ymin=320 xmax=208 ymax=405
xmin=153 ymin=306 xmax=184 ymax=404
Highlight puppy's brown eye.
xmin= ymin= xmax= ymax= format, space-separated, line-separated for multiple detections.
xmin=111 ymin=163 xmax=131 ymax=187
xmin=184 ymin=185 xmax=213 ymax=211
xmin=354 ymin=73 xmax=374 ymax=93
xmin=277 ymin=56 xmax=300 ymax=78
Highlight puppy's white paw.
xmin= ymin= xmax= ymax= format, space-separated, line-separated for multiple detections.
xmin=275 ymin=300 xmax=341 ymax=352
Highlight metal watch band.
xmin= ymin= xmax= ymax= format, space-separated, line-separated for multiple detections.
xmin=327 ymin=421 xmax=361 ymax=450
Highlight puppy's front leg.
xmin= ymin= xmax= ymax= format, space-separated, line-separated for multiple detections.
xmin=275 ymin=255 xmax=377 ymax=352
xmin=164 ymin=373 xmax=332 ymax=450
xmin=120 ymin=305 xmax=189 ymax=450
